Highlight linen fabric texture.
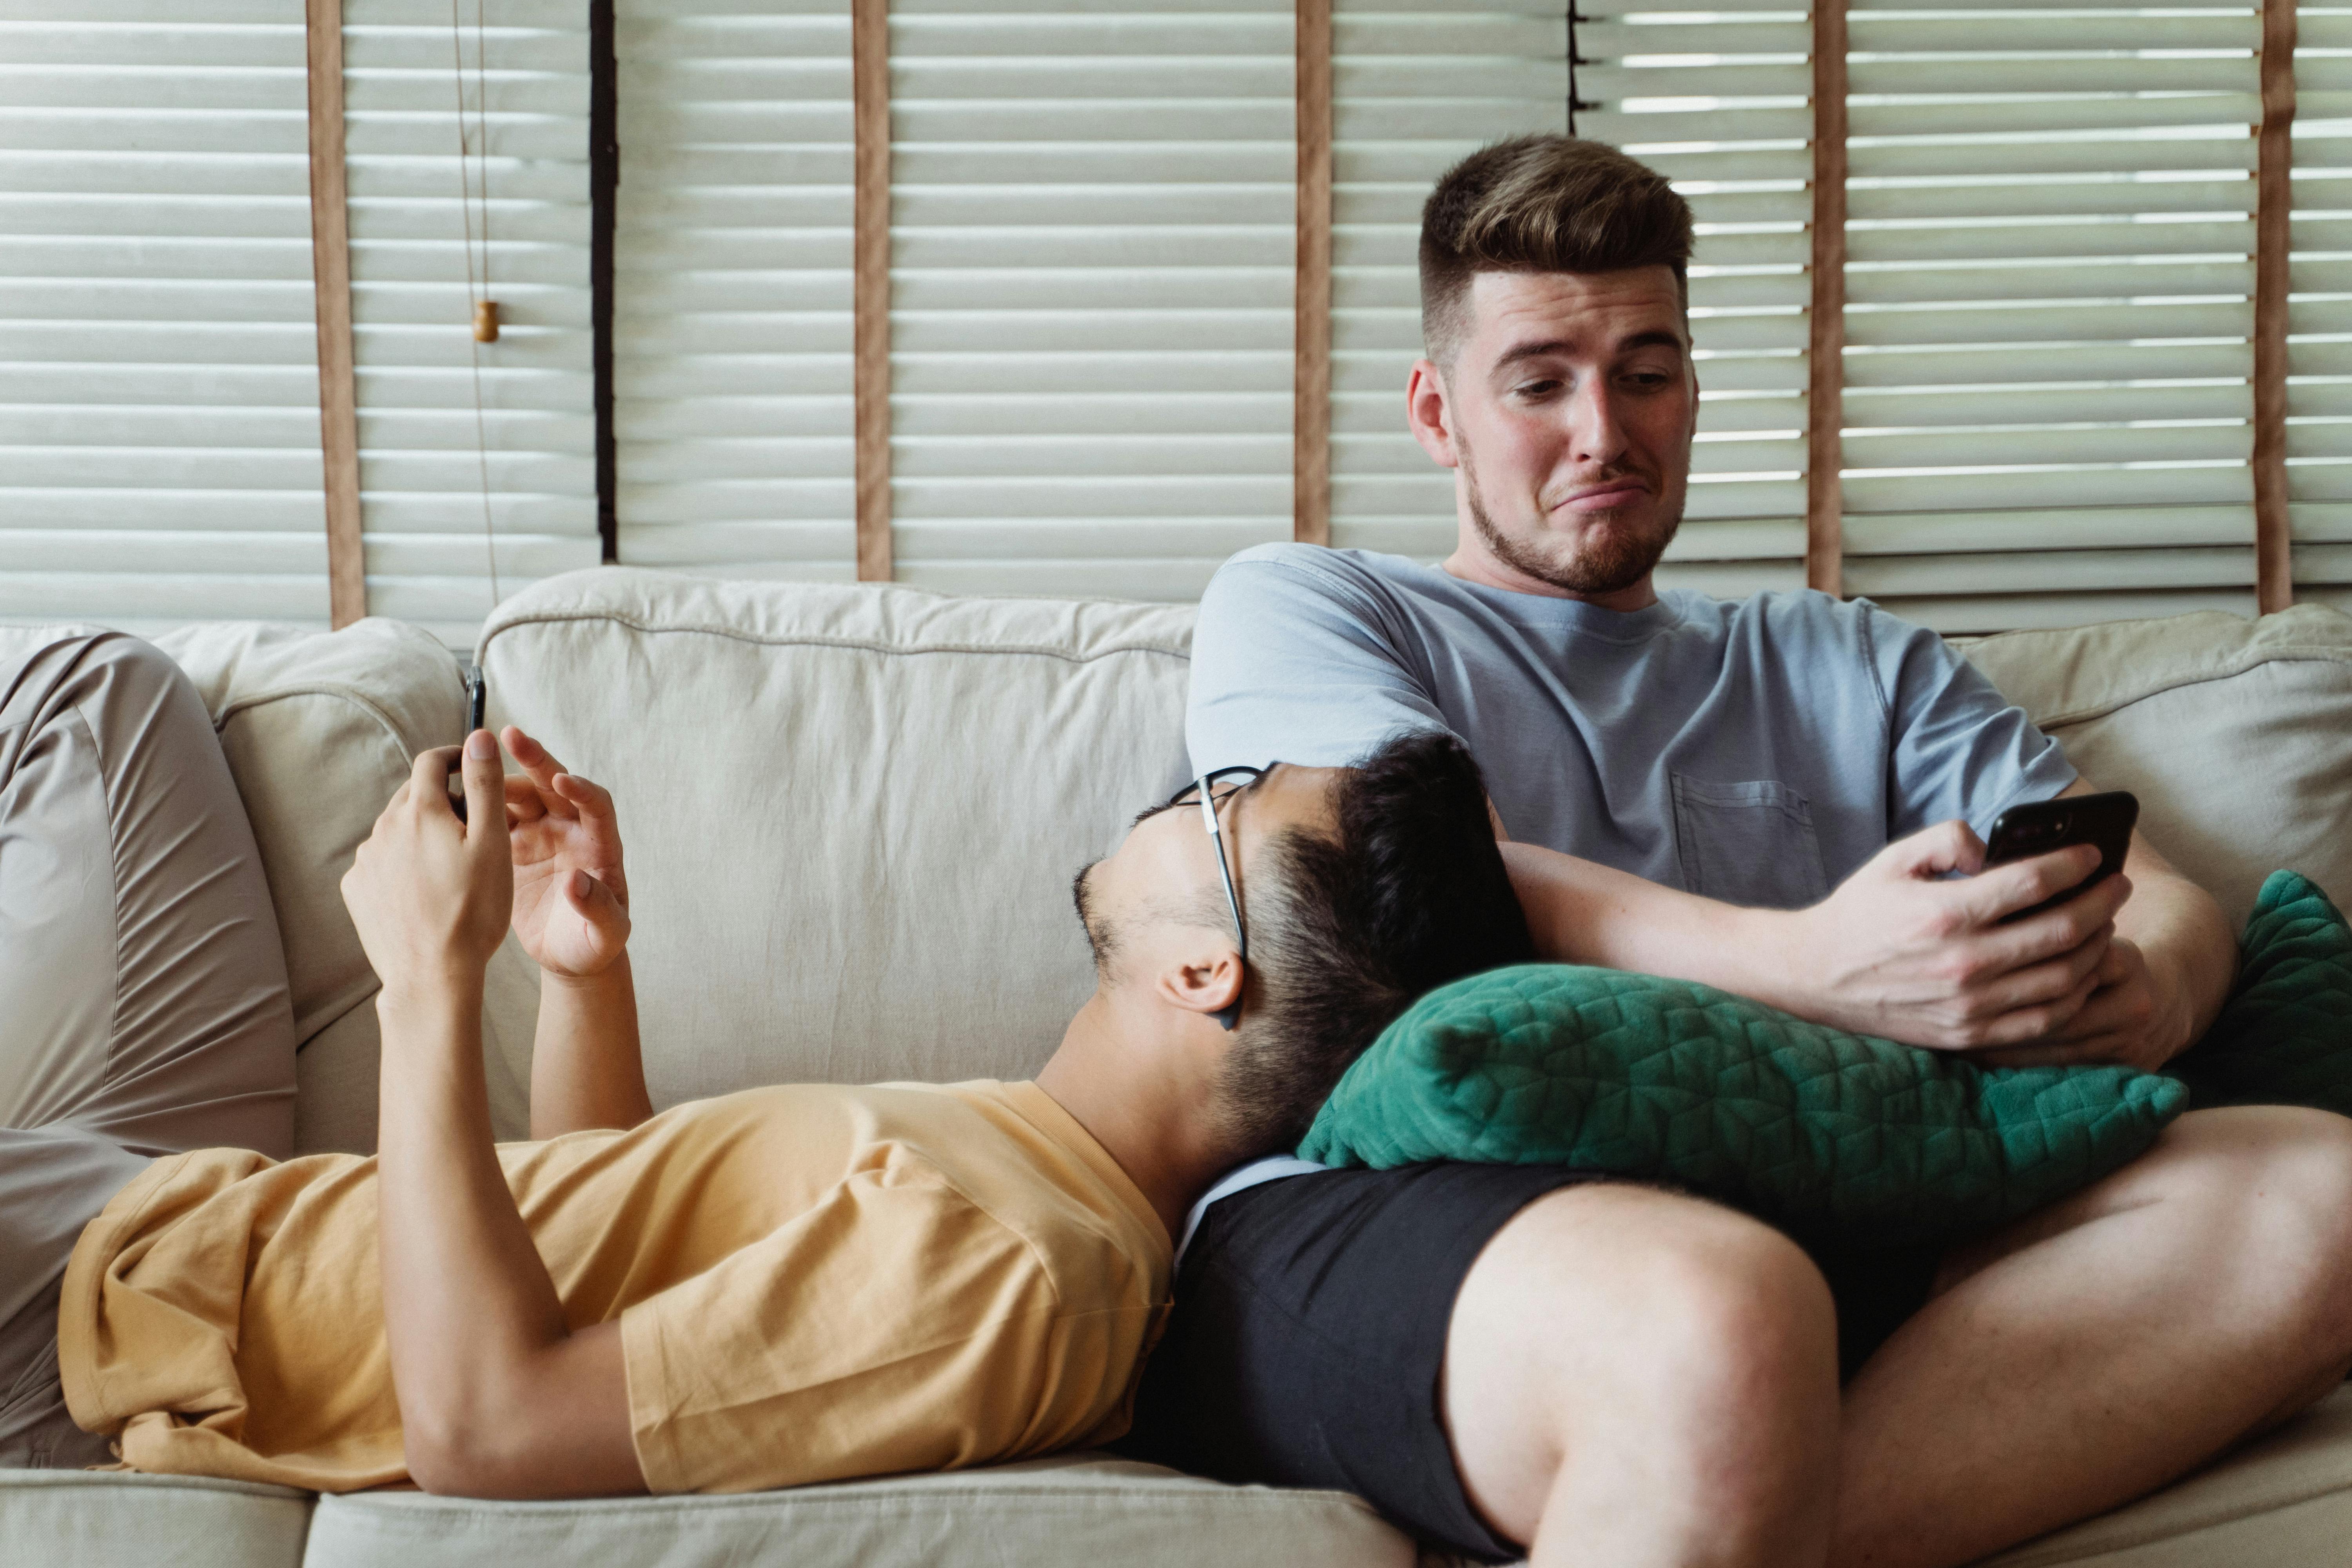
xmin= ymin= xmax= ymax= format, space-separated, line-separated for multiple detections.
xmin=58 ymin=1080 xmax=1171 ymax=1494
xmin=1186 ymin=545 xmax=2078 ymax=907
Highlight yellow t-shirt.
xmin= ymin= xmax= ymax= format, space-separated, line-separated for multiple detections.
xmin=56 ymin=1080 xmax=1171 ymax=1494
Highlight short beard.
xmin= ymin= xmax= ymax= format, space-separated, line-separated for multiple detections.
xmin=1459 ymin=433 xmax=1681 ymax=599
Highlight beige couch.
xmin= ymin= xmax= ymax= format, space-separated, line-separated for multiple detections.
xmin=7 ymin=567 xmax=2352 ymax=1567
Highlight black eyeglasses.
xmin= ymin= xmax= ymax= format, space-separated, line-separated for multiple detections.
xmin=1143 ymin=764 xmax=1269 ymax=1031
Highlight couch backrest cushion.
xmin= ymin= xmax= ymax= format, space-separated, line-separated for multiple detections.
xmin=147 ymin=620 xmax=495 ymax=1152
xmin=1956 ymin=603 xmax=2352 ymax=929
xmin=477 ymin=570 xmax=1196 ymax=1105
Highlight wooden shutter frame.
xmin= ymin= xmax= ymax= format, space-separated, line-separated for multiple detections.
xmin=853 ymin=0 xmax=893 ymax=583
xmin=306 ymin=0 xmax=365 ymax=627
xmin=1806 ymin=0 xmax=1847 ymax=598
xmin=1294 ymin=0 xmax=1333 ymax=547
xmin=2256 ymin=0 xmax=2298 ymax=614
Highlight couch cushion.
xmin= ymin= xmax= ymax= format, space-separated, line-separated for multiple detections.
xmin=476 ymin=568 xmax=1195 ymax=1104
xmin=0 ymin=1470 xmax=310 ymax=1568
xmin=1958 ymin=603 xmax=2352 ymax=927
xmin=297 ymin=1454 xmax=1411 ymax=1568
xmin=141 ymin=620 xmax=543 ymax=1153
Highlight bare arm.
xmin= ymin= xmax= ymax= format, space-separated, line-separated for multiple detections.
xmin=1503 ymin=818 xmax=2127 ymax=1052
xmin=344 ymin=736 xmax=645 ymax=1498
xmin=531 ymin=961 xmax=652 ymax=1140
xmin=501 ymin=726 xmax=653 ymax=1140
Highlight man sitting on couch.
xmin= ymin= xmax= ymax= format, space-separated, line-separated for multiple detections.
xmin=1123 ymin=134 xmax=2352 ymax=1568
xmin=0 ymin=629 xmax=1530 ymax=1495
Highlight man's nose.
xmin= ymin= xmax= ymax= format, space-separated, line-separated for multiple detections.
xmin=1566 ymin=379 xmax=1630 ymax=466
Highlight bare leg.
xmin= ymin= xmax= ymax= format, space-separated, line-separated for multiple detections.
xmin=1833 ymin=1107 xmax=2352 ymax=1568
xmin=1443 ymin=1184 xmax=1844 ymax=1567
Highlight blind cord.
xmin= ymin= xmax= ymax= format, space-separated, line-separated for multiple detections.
xmin=454 ymin=0 xmax=500 ymax=610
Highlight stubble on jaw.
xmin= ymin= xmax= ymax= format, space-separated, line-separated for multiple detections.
xmin=1457 ymin=429 xmax=1683 ymax=599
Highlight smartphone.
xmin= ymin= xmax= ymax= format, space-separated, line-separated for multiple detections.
xmin=445 ymin=665 xmax=488 ymax=823
xmin=1981 ymin=789 xmax=2139 ymax=922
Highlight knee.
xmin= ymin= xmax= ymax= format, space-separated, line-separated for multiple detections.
xmin=2172 ymin=1108 xmax=2352 ymax=1347
xmin=1640 ymin=1207 xmax=1842 ymax=1424
xmin=80 ymin=633 xmax=196 ymax=706
xmin=1503 ymin=1188 xmax=1840 ymax=1441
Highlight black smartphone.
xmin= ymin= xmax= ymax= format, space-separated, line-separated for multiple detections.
xmin=1981 ymin=789 xmax=2139 ymax=922
xmin=445 ymin=666 xmax=487 ymax=823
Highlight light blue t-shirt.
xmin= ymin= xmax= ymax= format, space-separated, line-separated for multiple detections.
xmin=1186 ymin=544 xmax=2077 ymax=911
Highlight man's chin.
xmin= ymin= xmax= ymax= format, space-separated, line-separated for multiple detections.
xmin=1504 ymin=510 xmax=1676 ymax=598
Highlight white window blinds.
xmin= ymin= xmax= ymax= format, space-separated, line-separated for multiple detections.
xmin=612 ymin=0 xmax=857 ymax=583
xmin=341 ymin=0 xmax=599 ymax=650
xmin=1837 ymin=2 xmax=2263 ymax=631
xmin=882 ymin=2 xmax=1296 ymax=599
xmin=1327 ymin=2 xmax=1570 ymax=561
xmin=2294 ymin=3 xmax=2352 ymax=615
xmin=1578 ymin=0 xmax=1813 ymax=599
xmin=0 ymin=0 xmax=334 ymax=633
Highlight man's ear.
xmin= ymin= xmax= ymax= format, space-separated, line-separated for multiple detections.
xmin=1155 ymin=944 xmax=1245 ymax=1024
xmin=1406 ymin=358 xmax=1459 ymax=469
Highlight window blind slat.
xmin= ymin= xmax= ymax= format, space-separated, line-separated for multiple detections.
xmin=1581 ymin=4 xmax=1813 ymax=593
xmin=0 ymin=1 xmax=333 ymax=631
xmin=1324 ymin=4 xmax=1567 ymax=561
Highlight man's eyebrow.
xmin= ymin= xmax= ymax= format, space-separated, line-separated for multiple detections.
xmin=1494 ymin=329 xmax=1686 ymax=370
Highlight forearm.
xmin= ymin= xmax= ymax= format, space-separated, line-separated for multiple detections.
xmin=530 ymin=957 xmax=652 ymax=1140
xmin=377 ymin=976 xmax=574 ymax=1481
xmin=2114 ymin=866 xmax=2237 ymax=1063
xmin=1502 ymin=840 xmax=1793 ymax=1003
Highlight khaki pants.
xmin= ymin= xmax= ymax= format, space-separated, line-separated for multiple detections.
xmin=0 ymin=632 xmax=296 ymax=1468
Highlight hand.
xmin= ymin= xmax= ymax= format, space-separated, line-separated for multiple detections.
xmin=1768 ymin=819 xmax=2132 ymax=1051
xmin=342 ymin=731 xmax=513 ymax=1000
xmin=501 ymin=726 xmax=630 ymax=981
xmin=1965 ymin=937 xmax=2190 ymax=1072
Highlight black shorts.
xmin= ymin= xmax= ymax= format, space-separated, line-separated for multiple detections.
xmin=1116 ymin=1163 xmax=1942 ymax=1564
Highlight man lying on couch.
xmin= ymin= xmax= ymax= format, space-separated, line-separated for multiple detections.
xmin=0 ymin=630 xmax=1530 ymax=1495
xmin=1122 ymin=134 xmax=2352 ymax=1568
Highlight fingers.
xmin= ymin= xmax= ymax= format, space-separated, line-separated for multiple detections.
xmin=1954 ymin=842 xmax=2105 ymax=926
xmin=1961 ymin=922 xmax=2115 ymax=1018
xmin=406 ymin=745 xmax=461 ymax=820
xmin=1886 ymin=819 xmax=1987 ymax=879
xmin=499 ymin=725 xmax=616 ymax=832
xmin=564 ymin=867 xmax=629 ymax=930
xmin=1960 ymin=967 xmax=2103 ymax=1051
xmin=461 ymin=730 xmax=509 ymax=854
xmin=503 ymin=725 xmax=572 ymax=800
xmin=505 ymin=773 xmax=548 ymax=826
xmin=551 ymin=769 xmax=617 ymax=826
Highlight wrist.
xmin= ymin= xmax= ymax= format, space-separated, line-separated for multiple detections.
xmin=376 ymin=967 xmax=485 ymax=1025
xmin=540 ymin=953 xmax=632 ymax=995
xmin=1722 ymin=904 xmax=1808 ymax=1013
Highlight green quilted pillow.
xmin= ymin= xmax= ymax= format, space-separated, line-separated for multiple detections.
xmin=1298 ymin=964 xmax=2187 ymax=1247
xmin=2167 ymin=870 xmax=2352 ymax=1113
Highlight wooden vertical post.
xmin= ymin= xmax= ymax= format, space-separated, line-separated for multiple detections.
xmin=306 ymin=0 xmax=365 ymax=626
xmin=1294 ymin=0 xmax=1333 ymax=547
xmin=1805 ymin=0 xmax=1847 ymax=598
xmin=2254 ymin=0 xmax=2298 ymax=614
xmin=852 ymin=0 xmax=893 ymax=583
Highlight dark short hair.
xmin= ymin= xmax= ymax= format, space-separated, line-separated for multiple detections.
xmin=1420 ymin=134 xmax=1694 ymax=365
xmin=1215 ymin=730 xmax=1534 ymax=1155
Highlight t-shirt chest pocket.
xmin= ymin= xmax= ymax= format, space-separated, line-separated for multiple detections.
xmin=1669 ymin=775 xmax=1831 ymax=910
